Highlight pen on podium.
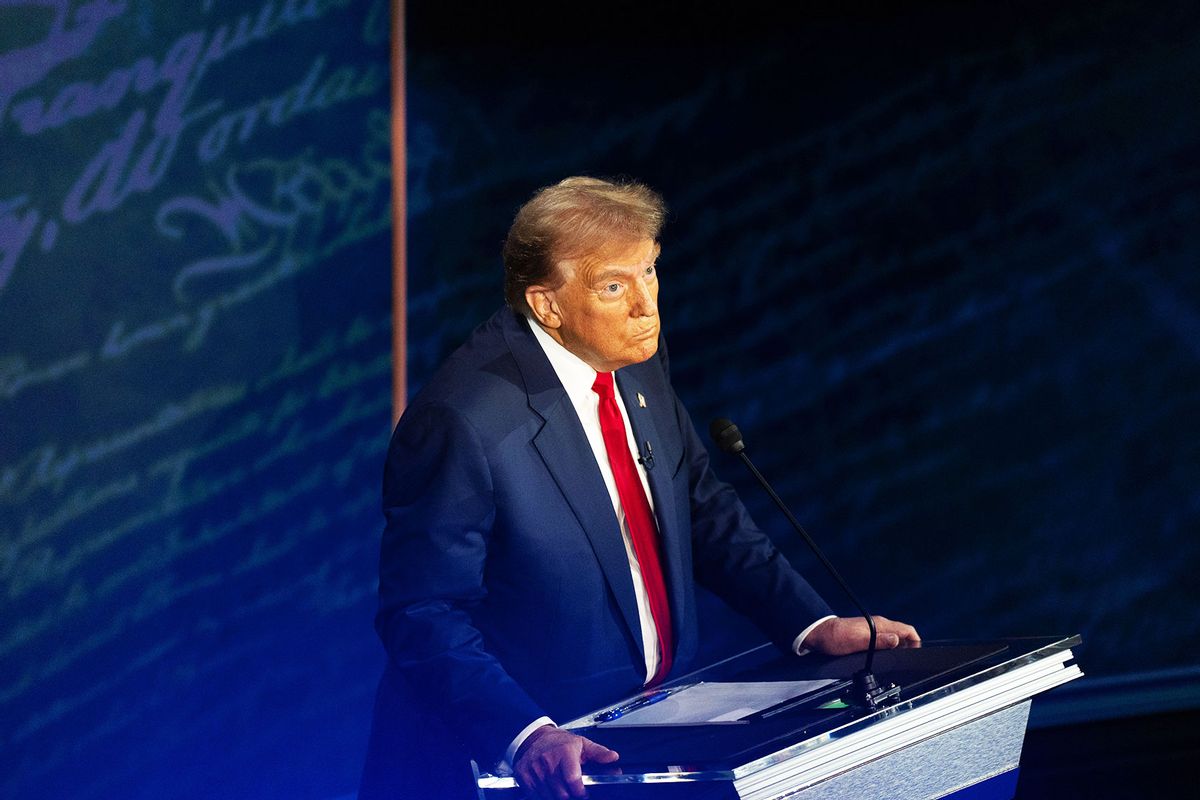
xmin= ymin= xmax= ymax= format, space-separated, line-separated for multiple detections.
xmin=593 ymin=687 xmax=674 ymax=723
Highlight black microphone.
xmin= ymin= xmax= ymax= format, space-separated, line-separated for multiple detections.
xmin=637 ymin=440 xmax=655 ymax=470
xmin=708 ymin=417 xmax=901 ymax=710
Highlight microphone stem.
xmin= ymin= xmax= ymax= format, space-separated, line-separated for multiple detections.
xmin=737 ymin=451 xmax=878 ymax=674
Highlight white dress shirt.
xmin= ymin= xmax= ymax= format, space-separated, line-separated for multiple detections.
xmin=528 ymin=318 xmax=664 ymax=681
xmin=504 ymin=317 xmax=833 ymax=768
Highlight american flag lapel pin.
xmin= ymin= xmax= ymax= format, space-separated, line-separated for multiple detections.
xmin=637 ymin=392 xmax=647 ymax=408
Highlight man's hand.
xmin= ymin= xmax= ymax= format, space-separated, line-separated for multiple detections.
xmin=802 ymin=615 xmax=921 ymax=656
xmin=513 ymin=725 xmax=620 ymax=800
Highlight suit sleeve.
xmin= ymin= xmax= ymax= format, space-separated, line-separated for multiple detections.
xmin=375 ymin=401 xmax=546 ymax=762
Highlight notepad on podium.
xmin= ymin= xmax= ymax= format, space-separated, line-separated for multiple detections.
xmin=569 ymin=679 xmax=841 ymax=727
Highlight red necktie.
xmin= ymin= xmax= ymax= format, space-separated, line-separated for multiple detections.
xmin=592 ymin=371 xmax=673 ymax=684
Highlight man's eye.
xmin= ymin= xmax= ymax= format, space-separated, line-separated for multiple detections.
xmin=645 ymin=265 xmax=656 ymax=277
xmin=604 ymin=283 xmax=621 ymax=294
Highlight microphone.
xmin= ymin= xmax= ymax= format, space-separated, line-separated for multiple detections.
xmin=637 ymin=440 xmax=655 ymax=470
xmin=708 ymin=417 xmax=901 ymax=711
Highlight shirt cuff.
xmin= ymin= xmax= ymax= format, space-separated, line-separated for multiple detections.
xmin=502 ymin=715 xmax=556 ymax=770
xmin=791 ymin=615 xmax=838 ymax=656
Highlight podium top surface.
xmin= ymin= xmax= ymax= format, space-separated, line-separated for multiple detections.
xmin=477 ymin=634 xmax=1083 ymax=791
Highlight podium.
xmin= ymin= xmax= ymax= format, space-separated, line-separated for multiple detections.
xmin=475 ymin=635 xmax=1082 ymax=799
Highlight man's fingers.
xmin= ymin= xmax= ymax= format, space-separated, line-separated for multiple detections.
xmin=529 ymin=759 xmax=574 ymax=800
xmin=803 ymin=615 xmax=922 ymax=655
xmin=513 ymin=728 xmax=598 ymax=800
xmin=562 ymin=742 xmax=586 ymax=798
xmin=875 ymin=616 xmax=921 ymax=647
xmin=525 ymin=758 xmax=562 ymax=800
xmin=580 ymin=737 xmax=620 ymax=764
xmin=521 ymin=762 xmax=560 ymax=800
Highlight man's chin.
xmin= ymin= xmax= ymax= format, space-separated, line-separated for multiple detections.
xmin=608 ymin=333 xmax=659 ymax=370
xmin=631 ymin=337 xmax=659 ymax=364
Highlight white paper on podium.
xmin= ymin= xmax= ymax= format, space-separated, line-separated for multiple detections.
xmin=593 ymin=680 xmax=838 ymax=727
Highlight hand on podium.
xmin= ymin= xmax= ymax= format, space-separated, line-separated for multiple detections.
xmin=803 ymin=615 xmax=921 ymax=656
xmin=514 ymin=724 xmax=620 ymax=799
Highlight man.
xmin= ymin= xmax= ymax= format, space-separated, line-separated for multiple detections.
xmin=360 ymin=177 xmax=919 ymax=800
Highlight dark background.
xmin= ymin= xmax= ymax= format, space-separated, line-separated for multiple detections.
xmin=407 ymin=1 xmax=1199 ymax=795
xmin=408 ymin=0 xmax=1199 ymax=678
xmin=1 ymin=1 xmax=1197 ymax=798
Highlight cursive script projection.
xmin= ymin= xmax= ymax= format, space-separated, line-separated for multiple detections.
xmin=0 ymin=312 xmax=392 ymax=695
xmin=0 ymin=1 xmax=390 ymax=798
xmin=0 ymin=108 xmax=390 ymax=400
xmin=160 ymin=113 xmax=390 ymax=304
xmin=195 ymin=54 xmax=384 ymax=164
xmin=0 ymin=0 xmax=355 ymax=296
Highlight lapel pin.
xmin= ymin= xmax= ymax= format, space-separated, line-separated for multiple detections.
xmin=637 ymin=392 xmax=647 ymax=408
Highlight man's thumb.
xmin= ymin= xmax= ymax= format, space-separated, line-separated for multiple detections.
xmin=581 ymin=738 xmax=620 ymax=763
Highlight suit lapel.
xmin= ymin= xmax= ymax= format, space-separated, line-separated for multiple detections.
xmin=502 ymin=311 xmax=646 ymax=660
xmin=615 ymin=368 xmax=688 ymax=640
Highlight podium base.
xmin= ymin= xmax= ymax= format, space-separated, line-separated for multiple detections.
xmin=763 ymin=701 xmax=1028 ymax=800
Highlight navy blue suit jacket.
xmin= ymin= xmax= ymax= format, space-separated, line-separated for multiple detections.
xmin=360 ymin=308 xmax=832 ymax=799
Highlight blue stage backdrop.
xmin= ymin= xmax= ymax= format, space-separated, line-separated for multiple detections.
xmin=406 ymin=0 xmax=1200 ymax=711
xmin=0 ymin=2 xmax=391 ymax=798
xmin=3 ymin=1 xmax=1199 ymax=798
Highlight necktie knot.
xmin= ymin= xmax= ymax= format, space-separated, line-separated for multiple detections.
xmin=591 ymin=371 xmax=615 ymax=399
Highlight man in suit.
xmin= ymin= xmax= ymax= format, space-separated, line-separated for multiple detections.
xmin=360 ymin=177 xmax=919 ymax=800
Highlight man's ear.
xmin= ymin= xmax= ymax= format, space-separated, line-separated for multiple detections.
xmin=526 ymin=286 xmax=560 ymax=328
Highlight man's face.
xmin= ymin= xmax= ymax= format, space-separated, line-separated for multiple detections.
xmin=533 ymin=238 xmax=662 ymax=373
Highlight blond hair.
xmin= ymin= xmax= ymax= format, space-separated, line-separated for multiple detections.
xmin=503 ymin=177 xmax=667 ymax=314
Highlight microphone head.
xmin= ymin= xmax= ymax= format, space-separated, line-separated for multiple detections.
xmin=708 ymin=418 xmax=745 ymax=454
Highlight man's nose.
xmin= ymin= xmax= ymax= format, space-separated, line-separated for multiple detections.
xmin=630 ymin=278 xmax=657 ymax=316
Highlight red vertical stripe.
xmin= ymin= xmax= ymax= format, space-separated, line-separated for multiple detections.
xmin=390 ymin=0 xmax=407 ymax=422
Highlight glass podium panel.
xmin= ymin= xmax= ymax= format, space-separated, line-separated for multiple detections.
xmin=476 ymin=635 xmax=1083 ymax=797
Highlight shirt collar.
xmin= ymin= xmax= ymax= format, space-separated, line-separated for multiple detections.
xmin=526 ymin=315 xmax=602 ymax=398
